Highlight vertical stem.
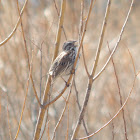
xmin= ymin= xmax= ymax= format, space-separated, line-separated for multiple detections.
xmin=33 ymin=0 xmax=66 ymax=139
xmin=53 ymin=0 xmax=66 ymax=60
xmin=71 ymin=0 xmax=112 ymax=139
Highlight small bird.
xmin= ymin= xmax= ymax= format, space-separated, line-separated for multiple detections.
xmin=49 ymin=40 xmax=78 ymax=82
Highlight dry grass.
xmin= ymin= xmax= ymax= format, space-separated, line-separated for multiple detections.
xmin=0 ymin=0 xmax=140 ymax=140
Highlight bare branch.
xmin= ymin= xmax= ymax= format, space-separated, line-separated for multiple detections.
xmin=79 ymin=73 xmax=138 ymax=140
xmin=107 ymin=42 xmax=128 ymax=140
xmin=74 ymin=77 xmax=90 ymax=138
xmin=16 ymin=0 xmax=41 ymax=106
xmin=53 ymin=0 xmax=67 ymax=40
xmin=78 ymin=0 xmax=90 ymax=78
xmin=82 ymin=45 xmax=90 ymax=78
xmin=123 ymin=43 xmax=136 ymax=75
xmin=77 ymin=0 xmax=135 ymax=139
xmin=14 ymin=51 xmax=34 ymax=140
xmin=7 ymin=103 xmax=12 ymax=140
xmin=51 ymin=84 xmax=73 ymax=140
xmin=0 ymin=0 xmax=28 ymax=47
xmin=33 ymin=0 xmax=66 ymax=139
xmin=71 ymin=0 xmax=111 ymax=139
xmin=93 ymin=0 xmax=134 ymax=81
xmin=53 ymin=0 xmax=67 ymax=60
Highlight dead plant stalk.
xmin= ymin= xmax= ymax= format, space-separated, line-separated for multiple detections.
xmin=79 ymin=0 xmax=135 ymax=139
xmin=33 ymin=0 xmax=66 ymax=139
xmin=0 ymin=0 xmax=28 ymax=47
xmin=71 ymin=0 xmax=112 ymax=139
xmin=16 ymin=0 xmax=41 ymax=106
xmin=14 ymin=51 xmax=34 ymax=140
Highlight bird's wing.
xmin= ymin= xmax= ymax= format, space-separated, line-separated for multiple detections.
xmin=49 ymin=51 xmax=72 ymax=78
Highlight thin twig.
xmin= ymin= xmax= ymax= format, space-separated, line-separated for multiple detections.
xmin=109 ymin=114 xmax=115 ymax=140
xmin=71 ymin=0 xmax=111 ymax=139
xmin=78 ymin=0 xmax=84 ymax=42
xmin=123 ymin=43 xmax=136 ymax=75
xmin=74 ymin=77 xmax=90 ymax=139
xmin=51 ymin=82 xmax=73 ymax=140
xmin=33 ymin=0 xmax=66 ymax=139
xmin=79 ymin=0 xmax=90 ymax=78
xmin=91 ymin=0 xmax=111 ymax=77
xmin=78 ymin=72 xmax=139 ymax=140
xmin=107 ymin=42 xmax=128 ymax=140
xmin=93 ymin=0 xmax=134 ymax=81
xmin=53 ymin=0 xmax=59 ymax=15
xmin=77 ymin=0 xmax=90 ymax=136
xmin=39 ymin=18 xmax=55 ymax=101
xmin=7 ymin=102 xmax=12 ymax=140
xmin=39 ymin=96 xmax=50 ymax=140
xmin=53 ymin=0 xmax=67 ymax=60
xmin=77 ymin=0 xmax=135 ymax=139
xmin=65 ymin=100 xmax=70 ymax=140
xmin=82 ymin=45 xmax=90 ymax=78
xmin=1 ymin=87 xmax=27 ymax=139
xmin=0 ymin=0 xmax=28 ymax=47
xmin=16 ymin=0 xmax=41 ymax=106
xmin=39 ymin=44 xmax=43 ymax=101
xmin=53 ymin=0 xmax=67 ymax=40
xmin=14 ymin=51 xmax=34 ymax=140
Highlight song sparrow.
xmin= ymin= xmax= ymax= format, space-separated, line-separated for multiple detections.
xmin=49 ymin=40 xmax=78 ymax=81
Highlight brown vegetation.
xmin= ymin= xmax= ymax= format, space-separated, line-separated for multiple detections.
xmin=0 ymin=0 xmax=140 ymax=140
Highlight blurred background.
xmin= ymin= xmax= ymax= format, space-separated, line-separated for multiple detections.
xmin=0 ymin=0 xmax=140 ymax=139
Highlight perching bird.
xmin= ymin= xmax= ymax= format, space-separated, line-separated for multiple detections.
xmin=49 ymin=40 xmax=78 ymax=82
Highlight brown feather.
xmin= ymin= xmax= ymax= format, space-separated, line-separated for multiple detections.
xmin=49 ymin=51 xmax=73 ymax=79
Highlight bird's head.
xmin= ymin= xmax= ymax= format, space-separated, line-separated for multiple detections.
xmin=62 ymin=40 xmax=78 ymax=51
